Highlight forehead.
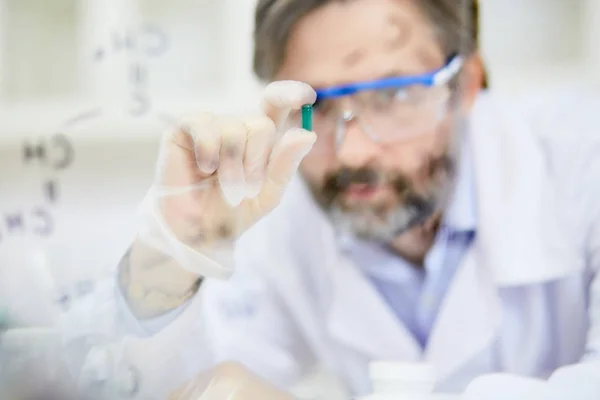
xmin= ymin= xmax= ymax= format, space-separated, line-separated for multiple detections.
xmin=277 ymin=0 xmax=445 ymax=88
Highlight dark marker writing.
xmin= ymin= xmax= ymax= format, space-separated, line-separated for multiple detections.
xmin=93 ymin=48 xmax=105 ymax=62
xmin=130 ymin=92 xmax=150 ymax=116
xmin=93 ymin=25 xmax=169 ymax=118
xmin=3 ymin=24 xmax=172 ymax=249
xmin=22 ymin=134 xmax=75 ymax=171
xmin=140 ymin=24 xmax=169 ymax=57
xmin=14 ymin=134 xmax=68 ymax=240
xmin=63 ymin=108 xmax=103 ymax=127
xmin=50 ymin=134 xmax=75 ymax=170
xmin=0 ymin=207 xmax=54 ymax=242
xmin=5 ymin=213 xmax=25 ymax=233
xmin=32 ymin=207 xmax=53 ymax=236
xmin=131 ymin=63 xmax=147 ymax=85
xmin=45 ymin=180 xmax=58 ymax=203
xmin=94 ymin=26 xmax=169 ymax=61
xmin=111 ymin=31 xmax=134 ymax=52
xmin=23 ymin=142 xmax=46 ymax=164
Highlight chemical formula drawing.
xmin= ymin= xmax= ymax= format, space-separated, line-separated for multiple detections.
xmin=93 ymin=24 xmax=170 ymax=118
xmin=2 ymin=22 xmax=174 ymax=245
xmin=0 ymin=133 xmax=74 ymax=243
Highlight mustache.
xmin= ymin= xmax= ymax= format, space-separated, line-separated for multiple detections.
xmin=326 ymin=168 xmax=382 ymax=190
xmin=320 ymin=167 xmax=412 ymax=208
xmin=320 ymin=155 xmax=454 ymax=210
xmin=321 ymin=167 xmax=383 ymax=204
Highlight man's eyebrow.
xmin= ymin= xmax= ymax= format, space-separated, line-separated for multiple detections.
xmin=378 ymin=69 xmax=412 ymax=79
xmin=310 ymin=70 xmax=411 ymax=91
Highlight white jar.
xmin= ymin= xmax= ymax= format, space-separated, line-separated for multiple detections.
xmin=357 ymin=361 xmax=461 ymax=400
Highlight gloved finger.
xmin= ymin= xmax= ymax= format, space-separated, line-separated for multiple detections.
xmin=257 ymin=127 xmax=316 ymax=212
xmin=200 ymin=362 xmax=295 ymax=400
xmin=168 ymin=372 xmax=213 ymax=400
xmin=182 ymin=112 xmax=222 ymax=175
xmin=217 ymin=117 xmax=248 ymax=207
xmin=243 ymin=115 xmax=277 ymax=198
xmin=157 ymin=131 xmax=197 ymax=187
xmin=263 ymin=80 xmax=316 ymax=129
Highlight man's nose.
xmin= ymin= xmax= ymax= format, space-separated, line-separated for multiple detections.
xmin=335 ymin=115 xmax=380 ymax=169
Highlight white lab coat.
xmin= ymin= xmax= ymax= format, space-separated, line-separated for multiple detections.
xmin=122 ymin=89 xmax=600 ymax=398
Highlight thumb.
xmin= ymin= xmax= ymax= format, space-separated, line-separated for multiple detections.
xmin=263 ymin=81 xmax=316 ymax=127
xmin=257 ymin=127 xmax=316 ymax=212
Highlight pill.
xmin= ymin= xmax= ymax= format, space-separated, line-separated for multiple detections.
xmin=301 ymin=104 xmax=313 ymax=131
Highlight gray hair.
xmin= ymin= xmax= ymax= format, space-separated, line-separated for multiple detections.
xmin=252 ymin=0 xmax=486 ymax=86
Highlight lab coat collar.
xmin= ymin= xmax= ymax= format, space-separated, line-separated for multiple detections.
xmin=442 ymin=127 xmax=477 ymax=233
xmin=469 ymin=93 xmax=584 ymax=286
xmin=279 ymin=177 xmax=424 ymax=362
xmin=326 ymin=250 xmax=424 ymax=362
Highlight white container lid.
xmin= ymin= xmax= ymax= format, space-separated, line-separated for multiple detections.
xmin=369 ymin=361 xmax=436 ymax=384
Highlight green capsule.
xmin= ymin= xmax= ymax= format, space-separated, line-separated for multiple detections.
xmin=301 ymin=104 xmax=313 ymax=131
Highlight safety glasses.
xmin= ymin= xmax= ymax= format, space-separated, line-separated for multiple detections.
xmin=291 ymin=55 xmax=464 ymax=151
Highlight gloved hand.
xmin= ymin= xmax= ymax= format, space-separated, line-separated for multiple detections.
xmin=168 ymin=362 xmax=295 ymax=400
xmin=135 ymin=81 xmax=316 ymax=279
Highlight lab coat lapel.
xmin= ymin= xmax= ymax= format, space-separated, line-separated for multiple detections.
xmin=281 ymin=177 xmax=421 ymax=362
xmin=425 ymin=92 xmax=584 ymax=382
xmin=467 ymin=93 xmax=583 ymax=285
xmin=326 ymin=251 xmax=422 ymax=361
xmin=424 ymin=242 xmax=501 ymax=382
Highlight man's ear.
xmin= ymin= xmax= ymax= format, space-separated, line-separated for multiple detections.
xmin=459 ymin=52 xmax=486 ymax=112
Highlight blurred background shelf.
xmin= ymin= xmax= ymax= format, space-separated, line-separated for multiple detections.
xmin=0 ymin=0 xmax=598 ymax=139
xmin=0 ymin=0 xmax=261 ymax=125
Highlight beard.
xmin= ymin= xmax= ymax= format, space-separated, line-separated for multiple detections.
xmin=307 ymin=154 xmax=456 ymax=243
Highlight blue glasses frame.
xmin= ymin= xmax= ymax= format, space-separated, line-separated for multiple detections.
xmin=314 ymin=55 xmax=464 ymax=100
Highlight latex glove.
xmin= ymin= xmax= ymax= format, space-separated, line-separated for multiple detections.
xmin=136 ymin=81 xmax=316 ymax=279
xmin=168 ymin=362 xmax=295 ymax=400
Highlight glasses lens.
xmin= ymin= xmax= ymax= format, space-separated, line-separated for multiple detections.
xmin=360 ymin=85 xmax=449 ymax=141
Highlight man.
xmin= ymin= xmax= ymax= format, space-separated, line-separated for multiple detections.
xmin=114 ymin=0 xmax=600 ymax=397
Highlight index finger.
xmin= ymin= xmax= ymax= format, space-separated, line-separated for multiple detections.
xmin=262 ymin=80 xmax=317 ymax=127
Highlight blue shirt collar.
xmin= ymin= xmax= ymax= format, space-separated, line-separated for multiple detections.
xmin=441 ymin=130 xmax=477 ymax=233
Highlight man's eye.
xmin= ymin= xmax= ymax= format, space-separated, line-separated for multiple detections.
xmin=372 ymin=88 xmax=398 ymax=107
xmin=313 ymin=98 xmax=334 ymax=115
